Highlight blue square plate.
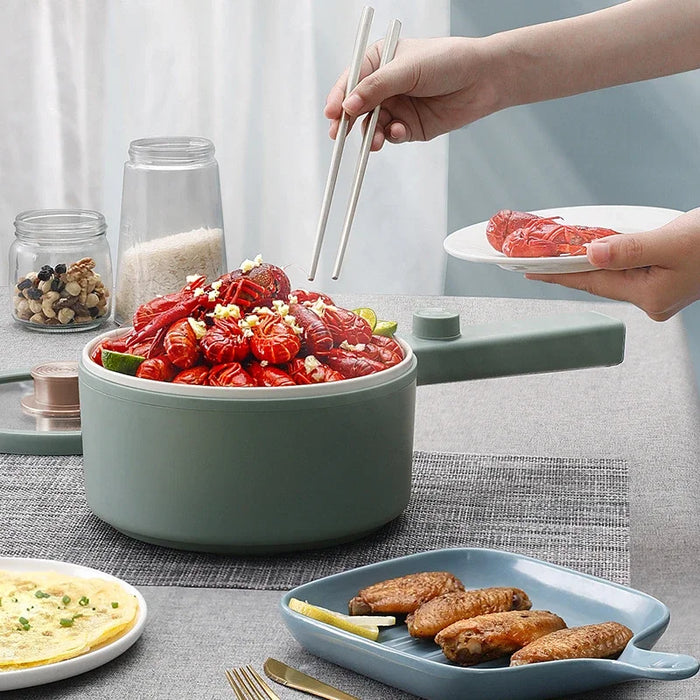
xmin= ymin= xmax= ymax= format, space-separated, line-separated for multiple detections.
xmin=280 ymin=548 xmax=698 ymax=700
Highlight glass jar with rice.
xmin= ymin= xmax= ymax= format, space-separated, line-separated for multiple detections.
xmin=114 ymin=136 xmax=227 ymax=325
xmin=9 ymin=209 xmax=112 ymax=332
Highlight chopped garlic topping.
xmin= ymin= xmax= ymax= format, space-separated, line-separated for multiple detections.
xmin=211 ymin=303 xmax=241 ymax=320
xmin=272 ymin=299 xmax=290 ymax=317
xmin=240 ymin=254 xmax=264 ymax=273
xmin=207 ymin=289 xmax=219 ymax=302
xmin=260 ymin=360 xmax=269 ymax=367
xmin=304 ymin=355 xmax=321 ymax=372
xmin=310 ymin=298 xmax=327 ymax=316
xmin=288 ymin=294 xmax=298 ymax=304
xmin=240 ymin=314 xmax=260 ymax=329
xmin=187 ymin=317 xmax=207 ymax=339
xmin=340 ymin=340 xmax=366 ymax=352
xmin=252 ymin=306 xmax=274 ymax=316
xmin=211 ymin=280 xmax=222 ymax=290
xmin=237 ymin=313 xmax=260 ymax=338
xmin=193 ymin=287 xmax=205 ymax=297
xmin=282 ymin=314 xmax=303 ymax=335
xmin=186 ymin=274 xmax=199 ymax=283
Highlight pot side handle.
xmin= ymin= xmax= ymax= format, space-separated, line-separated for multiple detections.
xmin=407 ymin=310 xmax=625 ymax=386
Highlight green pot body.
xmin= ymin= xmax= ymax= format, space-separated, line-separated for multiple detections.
xmin=79 ymin=356 xmax=417 ymax=553
xmin=78 ymin=310 xmax=625 ymax=553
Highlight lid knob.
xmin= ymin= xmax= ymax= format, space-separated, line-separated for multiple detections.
xmin=412 ymin=308 xmax=461 ymax=340
xmin=21 ymin=361 xmax=80 ymax=417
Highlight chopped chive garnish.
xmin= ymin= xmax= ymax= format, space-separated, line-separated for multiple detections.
xmin=34 ymin=590 xmax=50 ymax=598
xmin=111 ymin=602 xmax=119 ymax=608
xmin=62 ymin=595 xmax=71 ymax=605
xmin=78 ymin=596 xmax=89 ymax=607
xmin=59 ymin=612 xmax=83 ymax=627
xmin=18 ymin=616 xmax=29 ymax=625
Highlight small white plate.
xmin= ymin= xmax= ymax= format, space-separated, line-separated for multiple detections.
xmin=0 ymin=558 xmax=147 ymax=691
xmin=444 ymin=205 xmax=683 ymax=274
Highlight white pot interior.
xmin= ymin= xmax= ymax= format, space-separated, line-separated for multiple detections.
xmin=81 ymin=328 xmax=415 ymax=399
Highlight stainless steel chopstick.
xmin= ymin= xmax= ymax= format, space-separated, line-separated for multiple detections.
xmin=332 ymin=18 xmax=401 ymax=280
xmin=308 ymin=5 xmax=375 ymax=282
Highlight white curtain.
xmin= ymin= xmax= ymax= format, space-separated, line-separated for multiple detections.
xmin=0 ymin=0 xmax=449 ymax=295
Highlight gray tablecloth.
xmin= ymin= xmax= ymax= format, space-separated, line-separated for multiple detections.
xmin=0 ymin=452 xmax=629 ymax=587
xmin=0 ymin=290 xmax=698 ymax=699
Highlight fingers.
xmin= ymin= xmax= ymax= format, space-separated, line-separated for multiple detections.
xmin=525 ymin=267 xmax=680 ymax=321
xmin=342 ymin=58 xmax=418 ymax=119
xmin=325 ymin=45 xmax=383 ymax=140
xmin=324 ymin=68 xmax=350 ymax=121
xmin=386 ymin=120 xmax=410 ymax=143
xmin=525 ymin=269 xmax=646 ymax=303
xmin=586 ymin=228 xmax=677 ymax=270
xmin=524 ymin=211 xmax=700 ymax=321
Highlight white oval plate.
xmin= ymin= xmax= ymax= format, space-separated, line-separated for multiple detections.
xmin=0 ymin=558 xmax=147 ymax=691
xmin=444 ymin=205 xmax=683 ymax=274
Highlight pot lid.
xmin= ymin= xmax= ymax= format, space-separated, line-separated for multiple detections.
xmin=0 ymin=368 xmax=82 ymax=455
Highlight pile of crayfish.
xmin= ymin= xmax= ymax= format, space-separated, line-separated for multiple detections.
xmin=91 ymin=257 xmax=403 ymax=387
xmin=487 ymin=209 xmax=618 ymax=257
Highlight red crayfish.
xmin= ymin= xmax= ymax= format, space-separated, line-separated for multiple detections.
xmin=487 ymin=210 xmax=617 ymax=257
xmin=200 ymin=317 xmax=249 ymax=364
xmin=92 ymin=260 xmax=404 ymax=387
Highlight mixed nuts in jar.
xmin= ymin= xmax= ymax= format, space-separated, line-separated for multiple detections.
xmin=13 ymin=258 xmax=109 ymax=328
xmin=9 ymin=209 xmax=113 ymax=332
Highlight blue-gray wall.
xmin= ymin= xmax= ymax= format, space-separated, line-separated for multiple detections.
xmin=447 ymin=1 xmax=700 ymax=381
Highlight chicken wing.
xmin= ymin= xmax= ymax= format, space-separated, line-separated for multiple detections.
xmin=510 ymin=621 xmax=633 ymax=665
xmin=407 ymin=587 xmax=532 ymax=638
xmin=435 ymin=610 xmax=566 ymax=666
xmin=348 ymin=571 xmax=465 ymax=615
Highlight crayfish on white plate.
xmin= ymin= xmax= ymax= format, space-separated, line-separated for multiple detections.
xmin=91 ymin=256 xmax=403 ymax=386
xmin=487 ymin=210 xmax=618 ymax=257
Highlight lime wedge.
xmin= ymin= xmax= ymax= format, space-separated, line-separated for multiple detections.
xmin=288 ymin=598 xmax=379 ymax=640
xmin=352 ymin=307 xmax=377 ymax=331
xmin=101 ymin=349 xmax=146 ymax=376
xmin=373 ymin=320 xmax=398 ymax=338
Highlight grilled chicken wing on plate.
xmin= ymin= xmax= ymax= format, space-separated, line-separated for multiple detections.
xmin=435 ymin=610 xmax=566 ymax=666
xmin=510 ymin=621 xmax=633 ymax=665
xmin=348 ymin=571 xmax=464 ymax=615
xmin=407 ymin=586 xmax=532 ymax=639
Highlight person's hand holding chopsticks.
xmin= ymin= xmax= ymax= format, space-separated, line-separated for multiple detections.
xmin=325 ymin=0 xmax=700 ymax=151
xmin=324 ymin=37 xmax=495 ymax=151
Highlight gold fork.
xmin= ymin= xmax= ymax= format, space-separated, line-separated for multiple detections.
xmin=225 ymin=665 xmax=281 ymax=700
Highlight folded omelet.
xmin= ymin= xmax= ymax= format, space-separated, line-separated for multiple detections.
xmin=0 ymin=570 xmax=139 ymax=670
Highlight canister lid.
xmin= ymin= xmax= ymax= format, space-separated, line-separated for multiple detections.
xmin=412 ymin=308 xmax=461 ymax=340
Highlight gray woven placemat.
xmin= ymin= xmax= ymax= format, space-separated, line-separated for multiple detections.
xmin=0 ymin=451 xmax=628 ymax=589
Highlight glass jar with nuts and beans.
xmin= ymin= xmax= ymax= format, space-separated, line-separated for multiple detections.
xmin=10 ymin=210 xmax=113 ymax=332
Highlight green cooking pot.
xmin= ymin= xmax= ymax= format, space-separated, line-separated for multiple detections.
xmin=78 ymin=309 xmax=624 ymax=553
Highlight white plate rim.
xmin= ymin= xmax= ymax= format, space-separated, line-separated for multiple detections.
xmin=0 ymin=557 xmax=147 ymax=691
xmin=443 ymin=205 xmax=684 ymax=273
